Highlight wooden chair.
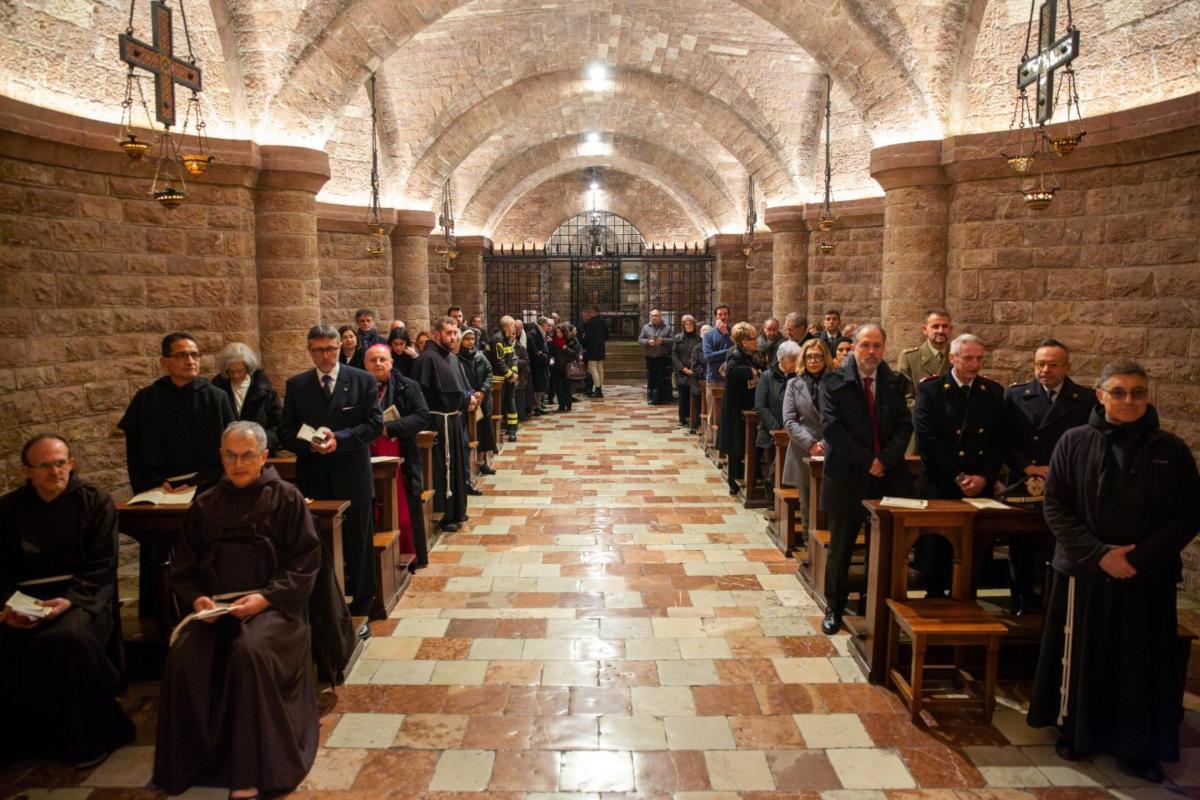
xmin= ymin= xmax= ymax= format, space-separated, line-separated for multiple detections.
xmin=416 ymin=430 xmax=436 ymax=547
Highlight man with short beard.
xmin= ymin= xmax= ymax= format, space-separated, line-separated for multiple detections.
xmin=897 ymin=309 xmax=953 ymax=406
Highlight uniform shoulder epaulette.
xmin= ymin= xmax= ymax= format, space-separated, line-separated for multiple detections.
xmin=901 ymin=346 xmax=919 ymax=354
xmin=920 ymin=374 xmax=939 ymax=382
xmin=977 ymin=375 xmax=1002 ymax=390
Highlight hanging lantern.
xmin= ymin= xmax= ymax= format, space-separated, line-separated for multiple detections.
xmin=149 ymin=129 xmax=188 ymax=209
xmin=817 ymin=75 xmax=837 ymax=254
xmin=364 ymin=74 xmax=388 ymax=256
xmin=116 ymin=66 xmax=156 ymax=160
xmin=742 ymin=174 xmax=760 ymax=270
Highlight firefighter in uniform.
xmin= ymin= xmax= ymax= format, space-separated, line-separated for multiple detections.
xmin=487 ymin=315 xmax=520 ymax=443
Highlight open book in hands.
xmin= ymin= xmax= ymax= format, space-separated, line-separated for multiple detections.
xmin=128 ymin=486 xmax=196 ymax=506
xmin=298 ymin=424 xmax=334 ymax=445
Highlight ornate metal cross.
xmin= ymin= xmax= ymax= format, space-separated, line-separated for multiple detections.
xmin=118 ymin=1 xmax=202 ymax=128
xmin=1017 ymin=0 xmax=1079 ymax=124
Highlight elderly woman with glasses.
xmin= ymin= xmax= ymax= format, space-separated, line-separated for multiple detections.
xmin=754 ymin=339 xmax=801 ymax=505
xmin=782 ymin=338 xmax=835 ymax=538
xmin=212 ymin=343 xmax=283 ymax=455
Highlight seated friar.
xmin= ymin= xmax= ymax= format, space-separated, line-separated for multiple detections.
xmin=0 ymin=433 xmax=136 ymax=768
xmin=154 ymin=421 xmax=321 ymax=798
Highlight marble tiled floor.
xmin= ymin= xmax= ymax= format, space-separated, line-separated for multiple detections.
xmin=5 ymin=384 xmax=1200 ymax=799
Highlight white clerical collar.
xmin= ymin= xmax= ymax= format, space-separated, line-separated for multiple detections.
xmin=318 ymin=362 xmax=340 ymax=385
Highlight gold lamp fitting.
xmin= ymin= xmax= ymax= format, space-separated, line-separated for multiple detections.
xmin=1048 ymin=132 xmax=1085 ymax=157
xmin=1004 ymin=154 xmax=1035 ymax=173
xmin=818 ymin=241 xmax=835 ymax=255
xmin=818 ymin=215 xmax=835 ymax=232
xmin=120 ymin=134 xmax=151 ymax=161
xmin=180 ymin=154 xmax=213 ymax=176
xmin=1022 ymin=188 xmax=1056 ymax=211
xmin=154 ymin=186 xmax=187 ymax=208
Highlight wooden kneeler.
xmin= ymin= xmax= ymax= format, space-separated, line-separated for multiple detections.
xmin=371 ymin=530 xmax=413 ymax=620
xmin=416 ymin=430 xmax=436 ymax=548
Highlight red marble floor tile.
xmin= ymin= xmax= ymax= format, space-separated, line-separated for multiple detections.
xmin=394 ymin=714 xmax=468 ymax=749
xmin=444 ymin=618 xmax=498 ymax=638
xmin=731 ymin=715 xmax=806 ymax=748
xmin=351 ymin=750 xmax=438 ymax=792
xmin=558 ymin=591 xmax=607 ymax=609
xmin=429 ymin=552 xmax=463 ymax=563
xmin=484 ymin=660 xmax=543 ymax=686
xmin=715 ymin=657 xmax=783 ymax=685
xmin=754 ymin=684 xmax=820 ymax=714
xmin=626 ymin=575 xmax=674 ymax=592
xmin=326 ymin=684 xmax=387 ymax=713
xmin=488 ymin=750 xmax=560 ymax=792
xmin=715 ymin=574 xmax=766 ymax=591
xmin=368 ymin=618 xmax=399 ymax=636
xmin=692 ymin=684 xmax=763 ymax=716
xmin=1028 ymin=790 xmax=1118 ymax=800
xmin=633 ymin=750 xmax=712 ymax=792
xmin=569 ymin=686 xmax=633 ymax=715
xmin=815 ymin=682 xmax=907 ymax=714
xmin=671 ymin=575 xmax=720 ymax=591
xmin=767 ymin=749 xmax=843 ymax=792
xmin=409 ymin=576 xmax=449 ymax=592
xmin=504 ymin=686 xmax=570 ymax=715
xmin=777 ymin=636 xmax=839 ymax=657
xmin=318 ymin=711 xmax=341 ymax=747
xmin=442 ymin=685 xmax=509 ymax=715
xmin=495 ymin=618 xmax=547 ymax=638
xmin=860 ymin=713 xmax=943 ymax=747
xmin=641 ymin=563 xmax=686 ymax=576
xmin=529 ymin=714 xmax=599 ymax=749
xmin=85 ymin=791 xmax=170 ymax=800
xmin=598 ymin=659 xmax=660 ymax=687
xmin=640 ymin=589 xmax=693 ymax=608
xmin=729 ymin=637 xmax=786 ymax=658
xmin=463 ymin=714 xmax=535 ymax=749
xmin=414 ymin=637 xmax=472 ymax=660
xmin=378 ymin=685 xmax=448 ymax=714
xmin=603 ymin=563 xmax=644 ymax=576
xmin=898 ymin=746 xmax=987 ymax=788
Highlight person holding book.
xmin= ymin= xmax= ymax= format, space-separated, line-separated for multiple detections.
xmin=119 ymin=331 xmax=235 ymax=615
xmin=154 ymin=421 xmax=321 ymax=798
xmin=0 ymin=433 xmax=135 ymax=767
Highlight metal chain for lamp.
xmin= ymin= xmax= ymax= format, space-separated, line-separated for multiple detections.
xmin=742 ymin=174 xmax=759 ymax=270
xmin=817 ymin=74 xmax=836 ymax=254
xmin=364 ymin=73 xmax=386 ymax=255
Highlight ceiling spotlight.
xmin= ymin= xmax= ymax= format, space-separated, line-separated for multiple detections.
xmin=586 ymin=63 xmax=608 ymax=83
xmin=585 ymin=132 xmax=601 ymax=144
xmin=589 ymin=181 xmax=600 ymax=191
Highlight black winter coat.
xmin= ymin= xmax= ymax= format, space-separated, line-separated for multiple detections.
xmin=213 ymin=370 xmax=283 ymax=454
xmin=718 ymin=347 xmax=757 ymax=457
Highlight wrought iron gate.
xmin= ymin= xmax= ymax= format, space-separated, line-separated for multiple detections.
xmin=484 ymin=247 xmax=552 ymax=324
xmin=643 ymin=245 xmax=715 ymax=330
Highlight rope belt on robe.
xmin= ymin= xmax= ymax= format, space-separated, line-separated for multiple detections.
xmin=1057 ymin=574 xmax=1076 ymax=725
xmin=430 ymin=410 xmax=460 ymax=501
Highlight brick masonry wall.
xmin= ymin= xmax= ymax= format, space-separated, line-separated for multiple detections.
xmin=0 ymin=149 xmax=259 ymax=500
xmin=806 ymin=221 xmax=884 ymax=328
xmin=316 ymin=227 xmax=394 ymax=328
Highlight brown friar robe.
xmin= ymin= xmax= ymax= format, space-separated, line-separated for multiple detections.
xmin=153 ymin=465 xmax=320 ymax=794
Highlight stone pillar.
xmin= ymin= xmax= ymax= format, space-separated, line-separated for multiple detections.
xmin=389 ymin=210 xmax=436 ymax=332
xmin=870 ymin=140 xmax=949 ymax=360
xmin=707 ymin=233 xmax=749 ymax=323
xmin=254 ymin=145 xmax=330 ymax=383
xmin=764 ymin=205 xmax=809 ymax=323
xmin=450 ymin=235 xmax=490 ymax=322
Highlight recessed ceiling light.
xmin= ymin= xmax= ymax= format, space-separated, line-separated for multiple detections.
xmin=586 ymin=63 xmax=608 ymax=82
xmin=589 ymin=181 xmax=600 ymax=190
xmin=585 ymin=132 xmax=601 ymax=143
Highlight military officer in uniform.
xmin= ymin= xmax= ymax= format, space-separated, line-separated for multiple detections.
xmin=486 ymin=316 xmax=520 ymax=442
xmin=897 ymin=309 xmax=953 ymax=406
xmin=913 ymin=333 xmax=1007 ymax=597
xmin=1001 ymin=338 xmax=1093 ymax=612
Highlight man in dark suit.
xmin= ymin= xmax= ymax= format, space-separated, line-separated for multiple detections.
xmin=913 ymin=332 xmax=1007 ymax=597
xmin=817 ymin=309 xmax=842 ymax=350
xmin=1001 ymin=338 xmax=1092 ymax=612
xmin=582 ymin=306 xmax=609 ymax=398
xmin=527 ymin=317 xmax=551 ymax=414
xmin=280 ymin=324 xmax=383 ymax=616
xmin=819 ymin=324 xmax=914 ymax=634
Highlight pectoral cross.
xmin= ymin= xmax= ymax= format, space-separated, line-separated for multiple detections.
xmin=118 ymin=1 xmax=202 ymax=128
xmin=1017 ymin=0 xmax=1079 ymax=124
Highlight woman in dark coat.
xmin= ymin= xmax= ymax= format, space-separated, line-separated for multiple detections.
xmin=548 ymin=322 xmax=582 ymax=413
xmin=718 ymin=322 xmax=760 ymax=495
xmin=388 ymin=327 xmax=419 ymax=378
xmin=213 ymin=343 xmax=283 ymax=454
xmin=337 ymin=325 xmax=364 ymax=369
xmin=672 ymin=315 xmax=703 ymax=431
xmin=754 ymin=339 xmax=800 ymax=502
xmin=457 ymin=329 xmax=497 ymax=464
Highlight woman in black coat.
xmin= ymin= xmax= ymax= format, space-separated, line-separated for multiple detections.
xmin=337 ymin=325 xmax=364 ymax=369
xmin=457 ymin=329 xmax=497 ymax=462
xmin=388 ymin=327 xmax=419 ymax=378
xmin=672 ymin=315 xmax=703 ymax=431
xmin=718 ymin=322 xmax=760 ymax=495
xmin=754 ymin=339 xmax=800 ymax=501
xmin=212 ymin=343 xmax=283 ymax=454
xmin=548 ymin=322 xmax=582 ymax=412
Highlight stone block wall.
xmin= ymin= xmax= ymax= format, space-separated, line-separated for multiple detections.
xmin=315 ymin=226 xmax=394 ymax=328
xmin=807 ymin=206 xmax=884 ymax=329
xmin=0 ymin=140 xmax=259 ymax=498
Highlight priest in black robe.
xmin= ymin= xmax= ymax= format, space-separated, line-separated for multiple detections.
xmin=413 ymin=317 xmax=481 ymax=533
xmin=1027 ymin=361 xmax=1200 ymax=783
xmin=0 ymin=434 xmax=135 ymax=767
xmin=154 ymin=421 xmax=320 ymax=797
xmin=119 ymin=331 xmax=234 ymax=615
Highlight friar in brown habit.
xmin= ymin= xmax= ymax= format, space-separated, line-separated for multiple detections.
xmin=154 ymin=421 xmax=320 ymax=798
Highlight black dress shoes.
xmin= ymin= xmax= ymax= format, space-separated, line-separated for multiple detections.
xmin=466 ymin=486 xmax=483 ymax=496
xmin=1123 ymin=759 xmax=1165 ymax=783
xmin=478 ymin=463 xmax=497 ymax=475
xmin=440 ymin=522 xmax=459 ymax=532
xmin=821 ymin=609 xmax=842 ymax=635
xmin=1055 ymin=737 xmax=1083 ymax=761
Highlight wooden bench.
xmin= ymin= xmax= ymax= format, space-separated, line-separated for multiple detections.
xmin=886 ymin=598 xmax=1007 ymax=723
xmin=765 ymin=429 xmax=801 ymax=556
xmin=697 ymin=380 xmax=708 ymax=439
xmin=802 ymin=528 xmax=867 ymax=611
xmin=705 ymin=385 xmax=724 ymax=465
xmin=738 ymin=410 xmax=767 ymax=508
xmin=490 ymin=378 xmax=504 ymax=453
xmin=416 ymin=430 xmax=436 ymax=547
xmin=372 ymin=530 xmax=413 ymax=619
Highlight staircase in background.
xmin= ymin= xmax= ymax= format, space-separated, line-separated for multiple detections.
xmin=599 ymin=340 xmax=647 ymax=383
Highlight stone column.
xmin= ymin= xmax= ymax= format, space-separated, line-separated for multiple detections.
xmin=254 ymin=145 xmax=330 ymax=383
xmin=450 ymin=235 xmax=490 ymax=321
xmin=707 ymin=233 xmax=749 ymax=323
xmin=870 ymin=140 xmax=949 ymax=360
xmin=389 ymin=210 xmax=436 ymax=332
xmin=764 ymin=205 xmax=809 ymax=323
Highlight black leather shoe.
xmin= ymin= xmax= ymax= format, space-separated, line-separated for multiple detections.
xmin=507 ymin=430 xmax=517 ymax=442
xmin=466 ymin=486 xmax=483 ymax=496
xmin=1055 ymin=737 xmax=1082 ymax=761
xmin=440 ymin=522 xmax=459 ymax=532
xmin=593 ymin=389 xmax=603 ymax=398
xmin=1123 ymin=759 xmax=1165 ymax=783
xmin=821 ymin=609 xmax=842 ymax=635
xmin=478 ymin=463 xmax=496 ymax=475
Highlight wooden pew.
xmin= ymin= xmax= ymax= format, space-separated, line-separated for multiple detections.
xmin=688 ymin=382 xmax=699 ymax=432
xmin=697 ymin=379 xmax=708 ymax=439
xmin=490 ymin=378 xmax=504 ymax=453
xmin=466 ymin=403 xmax=480 ymax=484
xmin=373 ymin=530 xmax=411 ymax=619
xmin=706 ymin=385 xmax=724 ymax=465
xmin=416 ymin=430 xmax=436 ymax=547
xmin=766 ymin=429 xmax=801 ymax=557
xmin=739 ymin=410 xmax=767 ymax=508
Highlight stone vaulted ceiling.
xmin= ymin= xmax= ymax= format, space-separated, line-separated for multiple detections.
xmin=1 ymin=0 xmax=1196 ymax=241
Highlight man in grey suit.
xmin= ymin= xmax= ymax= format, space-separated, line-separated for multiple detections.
xmin=280 ymin=324 xmax=383 ymax=616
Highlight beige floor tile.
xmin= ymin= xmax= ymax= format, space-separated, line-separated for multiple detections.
xmin=704 ymin=750 xmax=775 ymax=791
xmin=600 ymin=617 xmax=655 ymax=639
xmin=599 ymin=714 xmax=667 ymax=749
xmin=793 ymin=713 xmax=874 ymax=748
xmin=543 ymin=659 xmax=600 ymax=686
xmin=977 ymin=766 xmax=1052 ymax=787
xmin=664 ymin=715 xmax=736 ymax=750
xmin=369 ymin=659 xmax=436 ymax=685
xmin=299 ymin=747 xmax=368 ymax=789
xmin=546 ymin=618 xmax=601 ymax=638
xmin=626 ymin=637 xmax=681 ymax=660
xmin=429 ymin=659 xmax=487 ymax=685
xmin=524 ymin=637 xmax=576 ymax=660
xmin=325 ymin=712 xmax=405 ymax=748
xmin=363 ymin=636 xmax=422 ymax=660
xmin=469 ymin=637 xmax=526 ymax=660
xmin=657 ymin=659 xmax=720 ymax=686
xmin=559 ymin=750 xmax=635 ymax=792
xmin=652 ymin=617 xmax=707 ymax=638
xmin=392 ymin=618 xmax=451 ymax=637
xmin=632 ymin=686 xmax=697 ymax=716
xmin=826 ymin=748 xmax=916 ymax=789
xmin=80 ymin=746 xmax=154 ymax=787
xmin=773 ymin=656 xmax=841 ymax=683
xmin=678 ymin=637 xmax=732 ymax=659
xmin=429 ymin=749 xmax=495 ymax=792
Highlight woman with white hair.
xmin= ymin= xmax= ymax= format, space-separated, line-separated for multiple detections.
xmin=212 ymin=343 xmax=283 ymax=454
xmin=755 ymin=339 xmax=801 ymax=504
